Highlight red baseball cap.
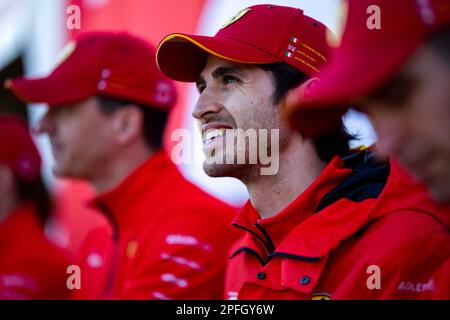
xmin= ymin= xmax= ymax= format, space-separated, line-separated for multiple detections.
xmin=5 ymin=31 xmax=177 ymax=110
xmin=285 ymin=0 xmax=450 ymax=137
xmin=0 ymin=114 xmax=41 ymax=182
xmin=156 ymin=4 xmax=332 ymax=82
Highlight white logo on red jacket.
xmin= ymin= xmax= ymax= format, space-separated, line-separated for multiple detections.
xmin=161 ymin=273 xmax=188 ymax=288
xmin=160 ymin=253 xmax=203 ymax=271
xmin=227 ymin=291 xmax=238 ymax=300
xmin=397 ymin=278 xmax=435 ymax=293
xmin=165 ymin=234 xmax=212 ymax=252
xmin=152 ymin=291 xmax=171 ymax=300
xmin=0 ymin=274 xmax=39 ymax=299
xmin=86 ymin=253 xmax=104 ymax=268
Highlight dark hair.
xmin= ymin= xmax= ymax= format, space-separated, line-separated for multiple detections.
xmin=96 ymin=95 xmax=168 ymax=150
xmin=260 ymin=62 xmax=355 ymax=162
xmin=426 ymin=27 xmax=450 ymax=65
xmin=15 ymin=175 xmax=51 ymax=226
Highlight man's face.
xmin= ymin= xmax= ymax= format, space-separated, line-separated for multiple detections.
xmin=192 ymin=56 xmax=289 ymax=179
xmin=34 ymin=97 xmax=117 ymax=180
xmin=363 ymin=45 xmax=450 ymax=202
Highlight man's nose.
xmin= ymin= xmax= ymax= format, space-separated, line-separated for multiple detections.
xmin=32 ymin=111 xmax=54 ymax=135
xmin=192 ymin=91 xmax=223 ymax=120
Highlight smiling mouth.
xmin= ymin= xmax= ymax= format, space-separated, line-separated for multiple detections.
xmin=202 ymin=128 xmax=229 ymax=145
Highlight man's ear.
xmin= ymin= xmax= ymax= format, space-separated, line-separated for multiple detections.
xmin=282 ymin=77 xmax=320 ymax=114
xmin=294 ymin=77 xmax=320 ymax=101
xmin=113 ymin=106 xmax=143 ymax=146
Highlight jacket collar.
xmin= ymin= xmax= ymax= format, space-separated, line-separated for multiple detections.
xmin=0 ymin=203 xmax=40 ymax=241
xmin=91 ymin=151 xmax=173 ymax=232
xmin=232 ymin=156 xmax=352 ymax=260
xmin=276 ymin=157 xmax=450 ymax=259
xmin=232 ymin=151 xmax=396 ymax=262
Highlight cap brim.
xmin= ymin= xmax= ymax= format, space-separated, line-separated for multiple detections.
xmin=156 ymin=33 xmax=280 ymax=82
xmin=284 ymin=38 xmax=421 ymax=137
xmin=5 ymin=76 xmax=94 ymax=107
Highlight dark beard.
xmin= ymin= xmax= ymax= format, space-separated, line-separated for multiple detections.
xmin=203 ymin=161 xmax=260 ymax=183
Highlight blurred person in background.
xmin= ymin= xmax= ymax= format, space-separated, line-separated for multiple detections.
xmin=157 ymin=4 xmax=450 ymax=299
xmin=283 ymin=0 xmax=450 ymax=299
xmin=0 ymin=114 xmax=71 ymax=299
xmin=5 ymin=31 xmax=238 ymax=299
xmin=285 ymin=0 xmax=450 ymax=204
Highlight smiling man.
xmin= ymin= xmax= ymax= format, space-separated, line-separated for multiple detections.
xmin=196 ymin=61 xmax=283 ymax=179
xmin=5 ymin=31 xmax=238 ymax=300
xmin=157 ymin=4 xmax=450 ymax=299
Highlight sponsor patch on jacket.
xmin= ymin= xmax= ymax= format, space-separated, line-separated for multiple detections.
xmin=397 ymin=279 xmax=435 ymax=293
xmin=312 ymin=292 xmax=332 ymax=300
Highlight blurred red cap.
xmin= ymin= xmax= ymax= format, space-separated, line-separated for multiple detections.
xmin=0 ymin=114 xmax=41 ymax=182
xmin=156 ymin=4 xmax=332 ymax=82
xmin=285 ymin=0 xmax=450 ymax=137
xmin=5 ymin=31 xmax=177 ymax=110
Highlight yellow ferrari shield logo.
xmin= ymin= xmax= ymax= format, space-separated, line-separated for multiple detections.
xmin=221 ymin=8 xmax=251 ymax=29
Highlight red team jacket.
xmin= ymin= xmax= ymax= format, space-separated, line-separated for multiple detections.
xmin=74 ymin=151 xmax=238 ymax=299
xmin=226 ymin=151 xmax=450 ymax=300
xmin=426 ymin=258 xmax=450 ymax=299
xmin=0 ymin=204 xmax=71 ymax=299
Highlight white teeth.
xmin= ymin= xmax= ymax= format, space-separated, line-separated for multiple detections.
xmin=203 ymin=128 xmax=227 ymax=142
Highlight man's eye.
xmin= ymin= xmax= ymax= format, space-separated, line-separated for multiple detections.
xmin=368 ymin=75 xmax=417 ymax=108
xmin=223 ymin=75 xmax=239 ymax=85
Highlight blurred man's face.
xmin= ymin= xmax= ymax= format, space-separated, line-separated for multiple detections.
xmin=192 ymin=56 xmax=289 ymax=179
xmin=34 ymin=97 xmax=117 ymax=180
xmin=363 ymin=45 xmax=450 ymax=202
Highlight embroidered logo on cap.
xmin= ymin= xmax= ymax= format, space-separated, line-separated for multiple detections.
xmin=221 ymin=8 xmax=251 ymax=29
xmin=155 ymin=81 xmax=173 ymax=104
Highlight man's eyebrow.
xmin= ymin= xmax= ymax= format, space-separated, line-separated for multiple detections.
xmin=196 ymin=65 xmax=246 ymax=88
xmin=211 ymin=66 xmax=245 ymax=79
